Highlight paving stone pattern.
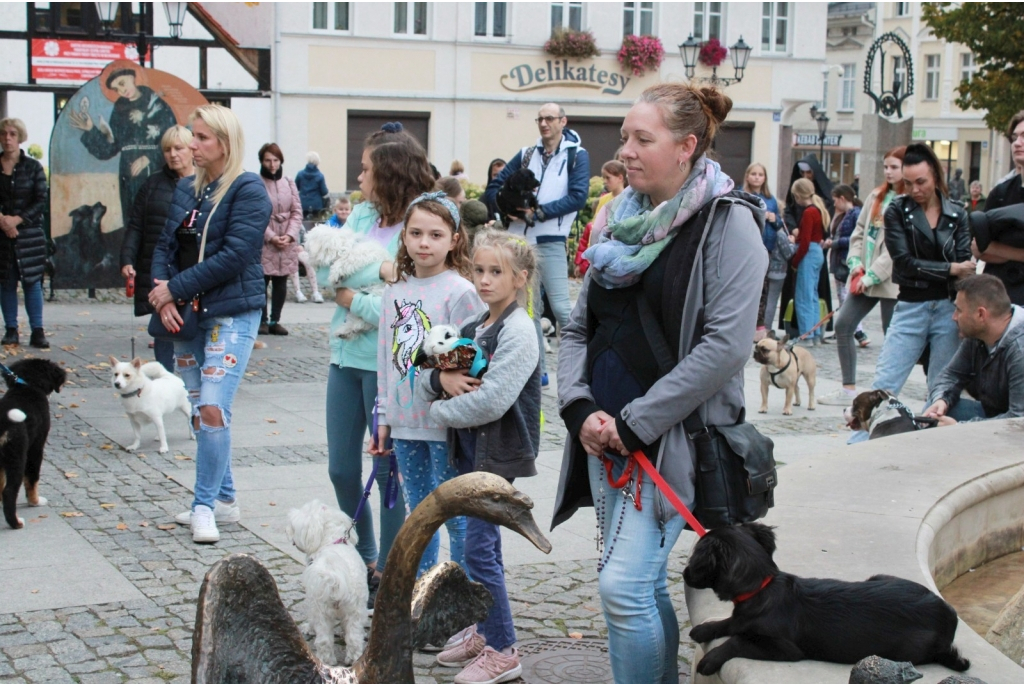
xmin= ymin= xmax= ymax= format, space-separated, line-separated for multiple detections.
xmin=0 ymin=287 xmax=899 ymax=684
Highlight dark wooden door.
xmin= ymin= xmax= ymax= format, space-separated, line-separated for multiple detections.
xmin=346 ymin=111 xmax=430 ymax=190
xmin=712 ymin=122 xmax=754 ymax=185
xmin=567 ymin=116 xmax=623 ymax=179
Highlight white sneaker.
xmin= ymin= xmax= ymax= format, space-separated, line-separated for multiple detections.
xmin=312 ymin=291 xmax=324 ymax=303
xmin=296 ymin=290 xmax=308 ymax=303
xmin=817 ymin=388 xmax=859 ymax=406
xmin=175 ymin=499 xmax=240 ymax=525
xmin=191 ymin=505 xmax=220 ymax=543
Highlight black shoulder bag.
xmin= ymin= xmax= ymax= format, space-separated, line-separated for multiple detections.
xmin=635 ymin=201 xmax=777 ymax=530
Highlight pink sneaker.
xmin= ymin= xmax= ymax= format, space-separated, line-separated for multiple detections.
xmin=437 ymin=626 xmax=485 ymax=667
xmin=454 ymin=647 xmax=522 ymax=684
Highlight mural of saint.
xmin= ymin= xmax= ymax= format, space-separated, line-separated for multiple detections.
xmin=67 ymin=66 xmax=177 ymax=230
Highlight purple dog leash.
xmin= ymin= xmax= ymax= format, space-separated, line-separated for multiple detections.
xmin=350 ymin=398 xmax=399 ymax=530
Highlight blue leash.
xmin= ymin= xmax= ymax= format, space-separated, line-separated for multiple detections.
xmin=0 ymin=362 xmax=26 ymax=386
xmin=352 ymin=398 xmax=399 ymax=526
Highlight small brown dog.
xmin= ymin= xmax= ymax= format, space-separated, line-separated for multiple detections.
xmin=753 ymin=336 xmax=817 ymax=415
xmin=845 ymin=389 xmax=937 ymax=439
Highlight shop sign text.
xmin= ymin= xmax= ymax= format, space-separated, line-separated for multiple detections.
xmin=501 ymin=60 xmax=631 ymax=96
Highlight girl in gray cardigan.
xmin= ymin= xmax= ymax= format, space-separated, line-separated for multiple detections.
xmin=417 ymin=229 xmax=540 ymax=684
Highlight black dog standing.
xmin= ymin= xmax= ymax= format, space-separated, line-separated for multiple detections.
xmin=684 ymin=522 xmax=970 ymax=676
xmin=0 ymin=359 xmax=66 ymax=529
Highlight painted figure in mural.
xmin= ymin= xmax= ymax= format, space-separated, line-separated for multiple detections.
xmin=67 ymin=67 xmax=178 ymax=229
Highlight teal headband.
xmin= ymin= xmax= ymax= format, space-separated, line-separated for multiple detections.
xmin=408 ymin=191 xmax=460 ymax=228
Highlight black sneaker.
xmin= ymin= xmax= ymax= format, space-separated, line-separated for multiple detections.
xmin=29 ymin=328 xmax=49 ymax=349
xmin=854 ymin=330 xmax=871 ymax=347
xmin=1 ymin=327 xmax=17 ymax=346
xmin=367 ymin=569 xmax=380 ymax=612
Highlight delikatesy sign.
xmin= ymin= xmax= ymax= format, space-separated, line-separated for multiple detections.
xmin=501 ymin=59 xmax=632 ymax=96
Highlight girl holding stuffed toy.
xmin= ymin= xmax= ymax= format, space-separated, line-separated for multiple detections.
xmin=417 ymin=229 xmax=541 ymax=684
xmin=372 ymin=193 xmax=482 ymax=575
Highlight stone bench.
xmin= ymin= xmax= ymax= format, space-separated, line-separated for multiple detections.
xmin=686 ymin=418 xmax=1024 ymax=683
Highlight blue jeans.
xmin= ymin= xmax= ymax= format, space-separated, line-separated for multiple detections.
xmin=393 ymin=438 xmax=465 ymax=575
xmin=588 ymin=455 xmax=686 ymax=683
xmin=173 ymin=309 xmax=260 ymax=511
xmin=949 ymin=398 xmax=986 ymax=422
xmin=534 ymin=241 xmax=572 ymax=374
xmin=795 ymin=243 xmax=824 ymax=339
xmin=154 ymin=338 xmax=174 ymax=373
xmin=466 ymin=516 xmax=516 ymax=651
xmin=871 ymin=299 xmax=960 ymax=397
xmin=0 ymin=260 xmax=43 ymax=330
xmin=326 ymin=364 xmax=405 ymax=571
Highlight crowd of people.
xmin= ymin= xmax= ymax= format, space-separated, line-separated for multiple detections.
xmin=3 ymin=82 xmax=1024 ymax=685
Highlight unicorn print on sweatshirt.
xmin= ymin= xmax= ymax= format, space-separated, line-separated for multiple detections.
xmin=391 ymin=299 xmax=430 ymax=379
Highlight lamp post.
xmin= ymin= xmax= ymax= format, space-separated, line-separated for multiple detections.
xmin=677 ymin=35 xmax=752 ymax=87
xmin=809 ymin=105 xmax=830 ymax=165
xmin=95 ymin=2 xmax=188 ymax=66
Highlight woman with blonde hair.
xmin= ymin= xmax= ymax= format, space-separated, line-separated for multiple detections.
xmin=554 ymin=82 xmax=766 ymax=682
xmin=0 ymin=117 xmax=48 ymax=348
xmin=790 ymin=177 xmax=830 ymax=345
xmin=121 ymin=125 xmax=194 ymax=370
xmin=150 ymin=104 xmax=272 ymax=544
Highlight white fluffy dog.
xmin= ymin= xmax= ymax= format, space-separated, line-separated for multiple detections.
xmin=286 ymin=500 xmax=369 ymax=666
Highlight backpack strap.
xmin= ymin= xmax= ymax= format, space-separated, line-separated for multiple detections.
xmin=521 ymin=146 xmax=536 ymax=170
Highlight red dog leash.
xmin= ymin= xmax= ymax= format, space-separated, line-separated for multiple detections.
xmin=601 ymin=450 xmax=707 ymax=538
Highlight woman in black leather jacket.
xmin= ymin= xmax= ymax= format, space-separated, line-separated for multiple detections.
xmin=870 ymin=143 xmax=974 ymax=397
xmin=120 ymin=125 xmax=194 ymax=371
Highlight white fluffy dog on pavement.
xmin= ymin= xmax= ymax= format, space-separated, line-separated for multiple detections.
xmin=110 ymin=357 xmax=193 ymax=454
xmin=286 ymin=500 xmax=369 ymax=666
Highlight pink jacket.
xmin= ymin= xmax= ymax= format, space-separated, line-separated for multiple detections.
xmin=261 ymin=176 xmax=302 ymax=276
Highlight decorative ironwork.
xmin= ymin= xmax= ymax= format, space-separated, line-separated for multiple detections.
xmin=679 ymin=35 xmax=751 ymax=88
xmin=863 ymin=31 xmax=914 ymax=118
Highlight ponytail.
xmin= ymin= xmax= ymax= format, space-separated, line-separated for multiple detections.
xmin=811 ymin=195 xmax=831 ymax=231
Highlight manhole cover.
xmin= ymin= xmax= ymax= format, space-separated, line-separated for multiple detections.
xmin=518 ymin=638 xmax=611 ymax=684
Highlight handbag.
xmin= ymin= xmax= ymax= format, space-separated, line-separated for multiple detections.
xmin=148 ymin=196 xmax=219 ymax=342
xmin=636 ymin=284 xmax=778 ymax=530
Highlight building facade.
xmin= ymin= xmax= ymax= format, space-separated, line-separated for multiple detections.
xmin=811 ymin=2 xmax=1010 ymax=197
xmin=0 ymin=2 xmax=270 ymax=172
xmin=264 ymin=2 xmax=827 ymax=194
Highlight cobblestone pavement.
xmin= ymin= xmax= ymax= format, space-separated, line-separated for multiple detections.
xmin=0 ymin=288 xmax=906 ymax=684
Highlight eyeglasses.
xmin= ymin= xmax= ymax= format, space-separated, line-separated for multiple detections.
xmin=535 ymin=116 xmax=562 ymax=124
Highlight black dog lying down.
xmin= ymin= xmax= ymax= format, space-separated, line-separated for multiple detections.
xmin=684 ymin=522 xmax=970 ymax=676
xmin=495 ymin=168 xmax=540 ymax=228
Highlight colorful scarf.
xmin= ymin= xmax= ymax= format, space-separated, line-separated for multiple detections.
xmin=584 ymin=155 xmax=734 ymax=289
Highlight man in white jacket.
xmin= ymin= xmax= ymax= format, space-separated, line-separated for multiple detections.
xmin=484 ymin=102 xmax=591 ymax=383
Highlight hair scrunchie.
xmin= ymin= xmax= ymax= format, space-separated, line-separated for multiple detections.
xmin=408 ymin=191 xmax=460 ymax=228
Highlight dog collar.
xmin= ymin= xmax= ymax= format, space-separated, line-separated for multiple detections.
xmin=120 ymin=388 xmax=143 ymax=398
xmin=732 ymin=575 xmax=774 ymax=604
xmin=332 ymin=536 xmax=349 ymax=546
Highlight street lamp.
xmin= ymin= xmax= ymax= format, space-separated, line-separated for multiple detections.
xmin=164 ymin=2 xmax=189 ymax=40
xmin=677 ymin=35 xmax=752 ymax=87
xmin=809 ymin=105 xmax=830 ymax=165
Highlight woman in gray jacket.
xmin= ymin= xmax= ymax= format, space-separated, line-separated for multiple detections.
xmin=552 ymin=84 xmax=767 ymax=683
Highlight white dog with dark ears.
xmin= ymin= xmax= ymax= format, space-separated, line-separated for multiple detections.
xmin=109 ymin=357 xmax=192 ymax=454
xmin=286 ymin=499 xmax=369 ymax=666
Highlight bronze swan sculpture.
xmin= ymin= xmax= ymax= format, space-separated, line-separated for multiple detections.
xmin=191 ymin=472 xmax=552 ymax=683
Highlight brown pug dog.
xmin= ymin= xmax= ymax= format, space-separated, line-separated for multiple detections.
xmin=753 ymin=336 xmax=817 ymax=415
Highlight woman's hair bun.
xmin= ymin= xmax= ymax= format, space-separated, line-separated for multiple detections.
xmin=381 ymin=122 xmax=404 ymax=133
xmin=696 ymin=87 xmax=732 ymax=125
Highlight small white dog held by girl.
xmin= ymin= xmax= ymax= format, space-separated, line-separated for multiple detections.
xmin=371 ymin=192 xmax=485 ymax=578
xmin=415 ymin=229 xmax=542 ymax=685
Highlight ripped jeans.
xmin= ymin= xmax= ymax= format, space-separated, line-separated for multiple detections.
xmin=173 ymin=309 xmax=261 ymax=511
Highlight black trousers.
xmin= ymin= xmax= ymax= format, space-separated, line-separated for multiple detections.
xmin=262 ymin=274 xmax=288 ymax=324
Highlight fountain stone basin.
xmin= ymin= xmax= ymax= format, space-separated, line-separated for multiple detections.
xmin=686 ymin=418 xmax=1024 ymax=683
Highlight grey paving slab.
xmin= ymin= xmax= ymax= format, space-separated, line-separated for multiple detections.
xmin=0 ymin=513 xmax=145 ymax=614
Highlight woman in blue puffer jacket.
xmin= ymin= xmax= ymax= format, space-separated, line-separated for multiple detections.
xmin=150 ymin=104 xmax=272 ymax=545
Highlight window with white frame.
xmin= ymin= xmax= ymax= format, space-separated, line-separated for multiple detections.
xmin=761 ymin=2 xmax=789 ymax=52
xmin=925 ymin=54 xmax=940 ymax=100
xmin=840 ymin=63 xmax=856 ymax=111
xmin=960 ymin=52 xmax=977 ymax=83
xmin=474 ymin=2 xmax=507 ymax=37
xmin=551 ymin=1 xmax=582 ymax=32
xmin=693 ymin=2 xmax=722 ymax=42
xmin=623 ymin=2 xmax=654 ymax=36
xmin=895 ymin=2 xmax=910 ymax=17
xmin=312 ymin=2 xmax=350 ymax=31
xmin=394 ymin=2 xmax=427 ymax=35
xmin=893 ymin=55 xmax=907 ymax=94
